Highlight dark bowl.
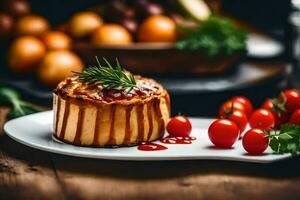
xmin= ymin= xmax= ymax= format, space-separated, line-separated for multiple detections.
xmin=73 ymin=42 xmax=242 ymax=76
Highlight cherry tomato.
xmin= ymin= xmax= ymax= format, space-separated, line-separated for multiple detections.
xmin=261 ymin=99 xmax=274 ymax=111
xmin=262 ymin=99 xmax=289 ymax=129
xmin=249 ymin=109 xmax=275 ymax=130
xmin=166 ymin=116 xmax=192 ymax=137
xmin=280 ymin=89 xmax=300 ymax=113
xmin=219 ymin=100 xmax=246 ymax=118
xmin=220 ymin=110 xmax=248 ymax=134
xmin=242 ymin=129 xmax=269 ymax=155
xmin=208 ymin=119 xmax=240 ymax=148
xmin=290 ymin=109 xmax=300 ymax=125
xmin=232 ymin=96 xmax=253 ymax=117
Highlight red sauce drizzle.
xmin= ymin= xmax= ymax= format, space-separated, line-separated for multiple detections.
xmin=137 ymin=136 xmax=196 ymax=151
xmin=138 ymin=142 xmax=168 ymax=151
xmin=160 ymin=136 xmax=196 ymax=144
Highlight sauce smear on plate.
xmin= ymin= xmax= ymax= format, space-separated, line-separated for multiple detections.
xmin=138 ymin=137 xmax=197 ymax=151
xmin=160 ymin=136 xmax=196 ymax=144
xmin=138 ymin=142 xmax=167 ymax=151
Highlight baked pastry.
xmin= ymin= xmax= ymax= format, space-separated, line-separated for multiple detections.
xmin=52 ymin=61 xmax=170 ymax=147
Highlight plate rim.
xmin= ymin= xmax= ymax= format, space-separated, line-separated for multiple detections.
xmin=4 ymin=111 xmax=291 ymax=163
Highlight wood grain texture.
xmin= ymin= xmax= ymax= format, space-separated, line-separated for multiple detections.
xmin=0 ymin=136 xmax=65 ymax=200
xmin=0 ymin=107 xmax=9 ymax=136
xmin=52 ymin=157 xmax=300 ymax=200
xmin=1 ymin=108 xmax=300 ymax=200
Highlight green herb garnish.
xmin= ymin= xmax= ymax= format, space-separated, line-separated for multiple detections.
xmin=175 ymin=15 xmax=248 ymax=57
xmin=75 ymin=57 xmax=137 ymax=92
xmin=267 ymin=93 xmax=287 ymax=118
xmin=268 ymin=124 xmax=300 ymax=155
xmin=0 ymin=87 xmax=40 ymax=120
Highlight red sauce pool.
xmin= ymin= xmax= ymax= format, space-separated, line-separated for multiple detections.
xmin=137 ymin=136 xmax=197 ymax=151
xmin=160 ymin=136 xmax=196 ymax=144
xmin=137 ymin=142 xmax=168 ymax=151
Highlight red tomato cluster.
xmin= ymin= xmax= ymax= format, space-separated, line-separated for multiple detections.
xmin=261 ymin=89 xmax=300 ymax=127
xmin=290 ymin=109 xmax=300 ymax=125
xmin=261 ymin=100 xmax=289 ymax=129
xmin=209 ymin=89 xmax=300 ymax=155
xmin=218 ymin=96 xmax=251 ymax=134
xmin=165 ymin=89 xmax=300 ymax=156
xmin=249 ymin=109 xmax=274 ymax=131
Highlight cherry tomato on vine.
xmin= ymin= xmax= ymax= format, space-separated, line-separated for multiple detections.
xmin=218 ymin=100 xmax=246 ymax=118
xmin=289 ymin=109 xmax=300 ymax=126
xmin=261 ymin=99 xmax=274 ymax=110
xmin=242 ymin=129 xmax=269 ymax=155
xmin=249 ymin=109 xmax=275 ymax=130
xmin=279 ymin=89 xmax=300 ymax=113
xmin=231 ymin=96 xmax=253 ymax=117
xmin=262 ymin=99 xmax=289 ymax=129
xmin=166 ymin=116 xmax=192 ymax=137
xmin=208 ymin=119 xmax=240 ymax=148
xmin=220 ymin=110 xmax=248 ymax=134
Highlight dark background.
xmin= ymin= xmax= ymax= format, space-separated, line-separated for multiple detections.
xmin=1 ymin=0 xmax=299 ymax=117
xmin=27 ymin=0 xmax=291 ymax=41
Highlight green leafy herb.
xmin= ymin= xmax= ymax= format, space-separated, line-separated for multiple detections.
xmin=0 ymin=87 xmax=40 ymax=120
xmin=175 ymin=15 xmax=248 ymax=57
xmin=268 ymin=124 xmax=300 ymax=155
xmin=75 ymin=57 xmax=137 ymax=92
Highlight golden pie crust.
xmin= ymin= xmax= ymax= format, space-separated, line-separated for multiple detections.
xmin=52 ymin=75 xmax=170 ymax=147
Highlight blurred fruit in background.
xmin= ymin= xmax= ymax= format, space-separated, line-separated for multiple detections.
xmin=169 ymin=13 xmax=198 ymax=30
xmin=138 ymin=15 xmax=177 ymax=42
xmin=55 ymin=22 xmax=69 ymax=33
xmin=1 ymin=0 xmax=249 ymax=89
xmin=15 ymin=15 xmax=50 ymax=36
xmin=68 ymin=11 xmax=103 ymax=38
xmin=91 ymin=24 xmax=132 ymax=45
xmin=0 ymin=12 xmax=13 ymax=40
xmin=104 ymin=0 xmax=136 ymax=23
xmin=8 ymin=36 xmax=46 ymax=73
xmin=135 ymin=0 xmax=164 ymax=18
xmin=120 ymin=18 xmax=138 ymax=35
xmin=3 ymin=0 xmax=31 ymax=18
xmin=177 ymin=0 xmax=210 ymax=21
xmin=40 ymin=31 xmax=72 ymax=50
xmin=38 ymin=50 xmax=83 ymax=87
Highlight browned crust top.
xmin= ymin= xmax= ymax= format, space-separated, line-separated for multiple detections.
xmin=53 ymin=75 xmax=169 ymax=106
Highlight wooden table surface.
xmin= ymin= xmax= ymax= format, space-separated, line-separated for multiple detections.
xmin=1 ymin=108 xmax=300 ymax=200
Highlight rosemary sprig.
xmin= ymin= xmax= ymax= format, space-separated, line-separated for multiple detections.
xmin=75 ymin=57 xmax=137 ymax=92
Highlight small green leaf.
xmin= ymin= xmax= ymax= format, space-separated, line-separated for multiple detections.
xmin=287 ymin=143 xmax=298 ymax=154
xmin=278 ymin=133 xmax=293 ymax=141
xmin=0 ymin=87 xmax=40 ymax=120
xmin=269 ymin=138 xmax=280 ymax=153
xmin=0 ymin=87 xmax=20 ymax=106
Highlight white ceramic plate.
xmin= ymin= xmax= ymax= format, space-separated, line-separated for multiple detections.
xmin=4 ymin=111 xmax=291 ymax=163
